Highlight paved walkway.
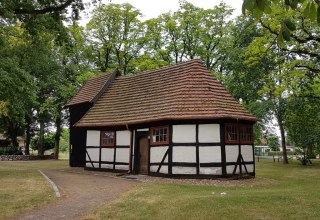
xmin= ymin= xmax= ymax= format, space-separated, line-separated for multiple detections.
xmin=12 ymin=168 xmax=139 ymax=220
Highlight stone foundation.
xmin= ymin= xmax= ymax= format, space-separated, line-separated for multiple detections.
xmin=0 ymin=155 xmax=55 ymax=161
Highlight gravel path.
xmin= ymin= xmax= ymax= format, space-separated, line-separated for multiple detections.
xmin=11 ymin=168 xmax=139 ymax=220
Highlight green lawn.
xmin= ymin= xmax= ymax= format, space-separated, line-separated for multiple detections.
xmin=1 ymin=159 xmax=319 ymax=220
xmin=84 ymin=159 xmax=320 ymax=220
xmin=0 ymin=160 xmax=69 ymax=219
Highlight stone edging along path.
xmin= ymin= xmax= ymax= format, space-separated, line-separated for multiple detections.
xmin=12 ymin=168 xmax=140 ymax=220
xmin=38 ymin=170 xmax=61 ymax=197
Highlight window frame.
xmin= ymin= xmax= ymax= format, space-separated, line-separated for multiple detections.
xmin=100 ymin=130 xmax=115 ymax=147
xmin=239 ymin=125 xmax=253 ymax=144
xmin=150 ymin=126 xmax=169 ymax=145
xmin=225 ymin=124 xmax=253 ymax=144
xmin=225 ymin=124 xmax=238 ymax=144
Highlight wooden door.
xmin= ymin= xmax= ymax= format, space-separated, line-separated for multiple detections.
xmin=139 ymin=137 xmax=149 ymax=174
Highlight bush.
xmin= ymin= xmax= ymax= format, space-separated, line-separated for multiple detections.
xmin=268 ymin=151 xmax=296 ymax=156
xmin=0 ymin=146 xmax=22 ymax=155
xmin=31 ymin=133 xmax=55 ymax=152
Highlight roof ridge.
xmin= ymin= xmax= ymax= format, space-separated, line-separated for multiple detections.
xmin=120 ymin=59 xmax=204 ymax=78
xmin=66 ymin=72 xmax=112 ymax=107
xmin=90 ymin=69 xmax=120 ymax=103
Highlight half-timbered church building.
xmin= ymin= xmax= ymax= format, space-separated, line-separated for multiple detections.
xmin=67 ymin=59 xmax=256 ymax=178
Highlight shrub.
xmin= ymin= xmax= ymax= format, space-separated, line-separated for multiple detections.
xmin=268 ymin=151 xmax=296 ymax=156
xmin=0 ymin=145 xmax=22 ymax=155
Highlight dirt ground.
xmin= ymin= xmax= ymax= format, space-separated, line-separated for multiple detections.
xmin=11 ymin=168 xmax=140 ymax=220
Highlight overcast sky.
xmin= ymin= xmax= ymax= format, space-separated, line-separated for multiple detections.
xmin=81 ymin=0 xmax=243 ymax=24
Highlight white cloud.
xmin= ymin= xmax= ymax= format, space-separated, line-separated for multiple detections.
xmin=81 ymin=0 xmax=243 ymax=25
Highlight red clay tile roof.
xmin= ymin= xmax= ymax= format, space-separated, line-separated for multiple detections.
xmin=76 ymin=60 xmax=256 ymax=127
xmin=66 ymin=73 xmax=112 ymax=106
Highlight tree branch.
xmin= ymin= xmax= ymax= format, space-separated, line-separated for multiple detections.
xmin=4 ymin=0 xmax=75 ymax=16
xmin=295 ymin=64 xmax=320 ymax=73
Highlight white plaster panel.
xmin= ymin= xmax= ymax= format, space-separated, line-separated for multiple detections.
xmin=198 ymin=124 xmax=220 ymax=143
xmin=150 ymin=165 xmax=157 ymax=172
xmin=116 ymin=130 xmax=131 ymax=146
xmin=241 ymin=145 xmax=254 ymax=162
xmin=150 ymin=165 xmax=168 ymax=174
xmin=200 ymin=167 xmax=222 ymax=175
xmin=172 ymin=167 xmax=197 ymax=174
xmin=243 ymin=164 xmax=254 ymax=173
xmin=137 ymin=128 xmax=149 ymax=132
xmin=86 ymin=130 xmax=100 ymax=146
xmin=101 ymin=164 xmax=113 ymax=169
xmin=115 ymin=165 xmax=129 ymax=170
xmin=226 ymin=165 xmax=253 ymax=174
xmin=225 ymin=145 xmax=239 ymax=162
xmin=172 ymin=146 xmax=196 ymax=162
xmin=199 ymin=146 xmax=221 ymax=163
xmin=172 ymin=125 xmax=196 ymax=143
xmin=150 ymin=146 xmax=169 ymax=163
xmin=92 ymin=163 xmax=99 ymax=168
xmin=101 ymin=148 xmax=114 ymax=162
xmin=85 ymin=163 xmax=93 ymax=168
xmin=86 ymin=148 xmax=99 ymax=161
xmin=226 ymin=165 xmax=239 ymax=174
xmin=116 ymin=148 xmax=130 ymax=163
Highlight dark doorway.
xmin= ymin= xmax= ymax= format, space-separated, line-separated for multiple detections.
xmin=133 ymin=131 xmax=149 ymax=174
xmin=139 ymin=137 xmax=149 ymax=174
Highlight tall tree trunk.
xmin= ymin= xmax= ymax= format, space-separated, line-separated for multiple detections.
xmin=6 ymin=120 xmax=19 ymax=148
xmin=277 ymin=116 xmax=289 ymax=164
xmin=25 ymin=121 xmax=31 ymax=155
xmin=54 ymin=111 xmax=62 ymax=160
xmin=38 ymin=119 xmax=45 ymax=156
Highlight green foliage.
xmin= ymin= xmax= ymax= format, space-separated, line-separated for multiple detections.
xmin=268 ymin=134 xmax=281 ymax=151
xmin=0 ymin=146 xmax=22 ymax=155
xmin=242 ymin=0 xmax=320 ymax=45
xmin=87 ymin=3 xmax=144 ymax=74
xmin=0 ymin=0 xmax=84 ymax=25
xmin=86 ymin=2 xmax=233 ymax=74
xmin=285 ymin=95 xmax=320 ymax=158
xmin=31 ymin=133 xmax=55 ymax=152
xmin=59 ymin=129 xmax=69 ymax=153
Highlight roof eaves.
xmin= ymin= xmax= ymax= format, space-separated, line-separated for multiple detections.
xmin=75 ymin=115 xmax=257 ymax=128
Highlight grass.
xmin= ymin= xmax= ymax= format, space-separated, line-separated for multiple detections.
xmin=0 ymin=160 xmax=69 ymax=219
xmin=1 ymin=159 xmax=319 ymax=219
xmin=59 ymin=151 xmax=69 ymax=160
xmin=84 ymin=159 xmax=320 ymax=220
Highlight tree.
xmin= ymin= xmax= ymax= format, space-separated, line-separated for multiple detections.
xmin=215 ymin=16 xmax=276 ymax=150
xmin=0 ymin=0 xmax=83 ymax=21
xmin=87 ymin=3 xmax=144 ymax=74
xmin=196 ymin=2 xmax=234 ymax=71
xmin=242 ymin=0 xmax=320 ymax=45
xmin=31 ymin=133 xmax=55 ymax=152
xmin=241 ymin=4 xmax=320 ymax=163
xmin=286 ymin=94 xmax=320 ymax=160
xmin=0 ymin=24 xmax=37 ymax=148
xmin=268 ymin=134 xmax=280 ymax=151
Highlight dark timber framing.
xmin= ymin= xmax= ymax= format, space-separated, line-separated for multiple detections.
xmin=68 ymin=69 xmax=120 ymax=167
xmin=84 ymin=120 xmax=255 ymax=179
xmin=85 ymin=129 xmax=130 ymax=172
